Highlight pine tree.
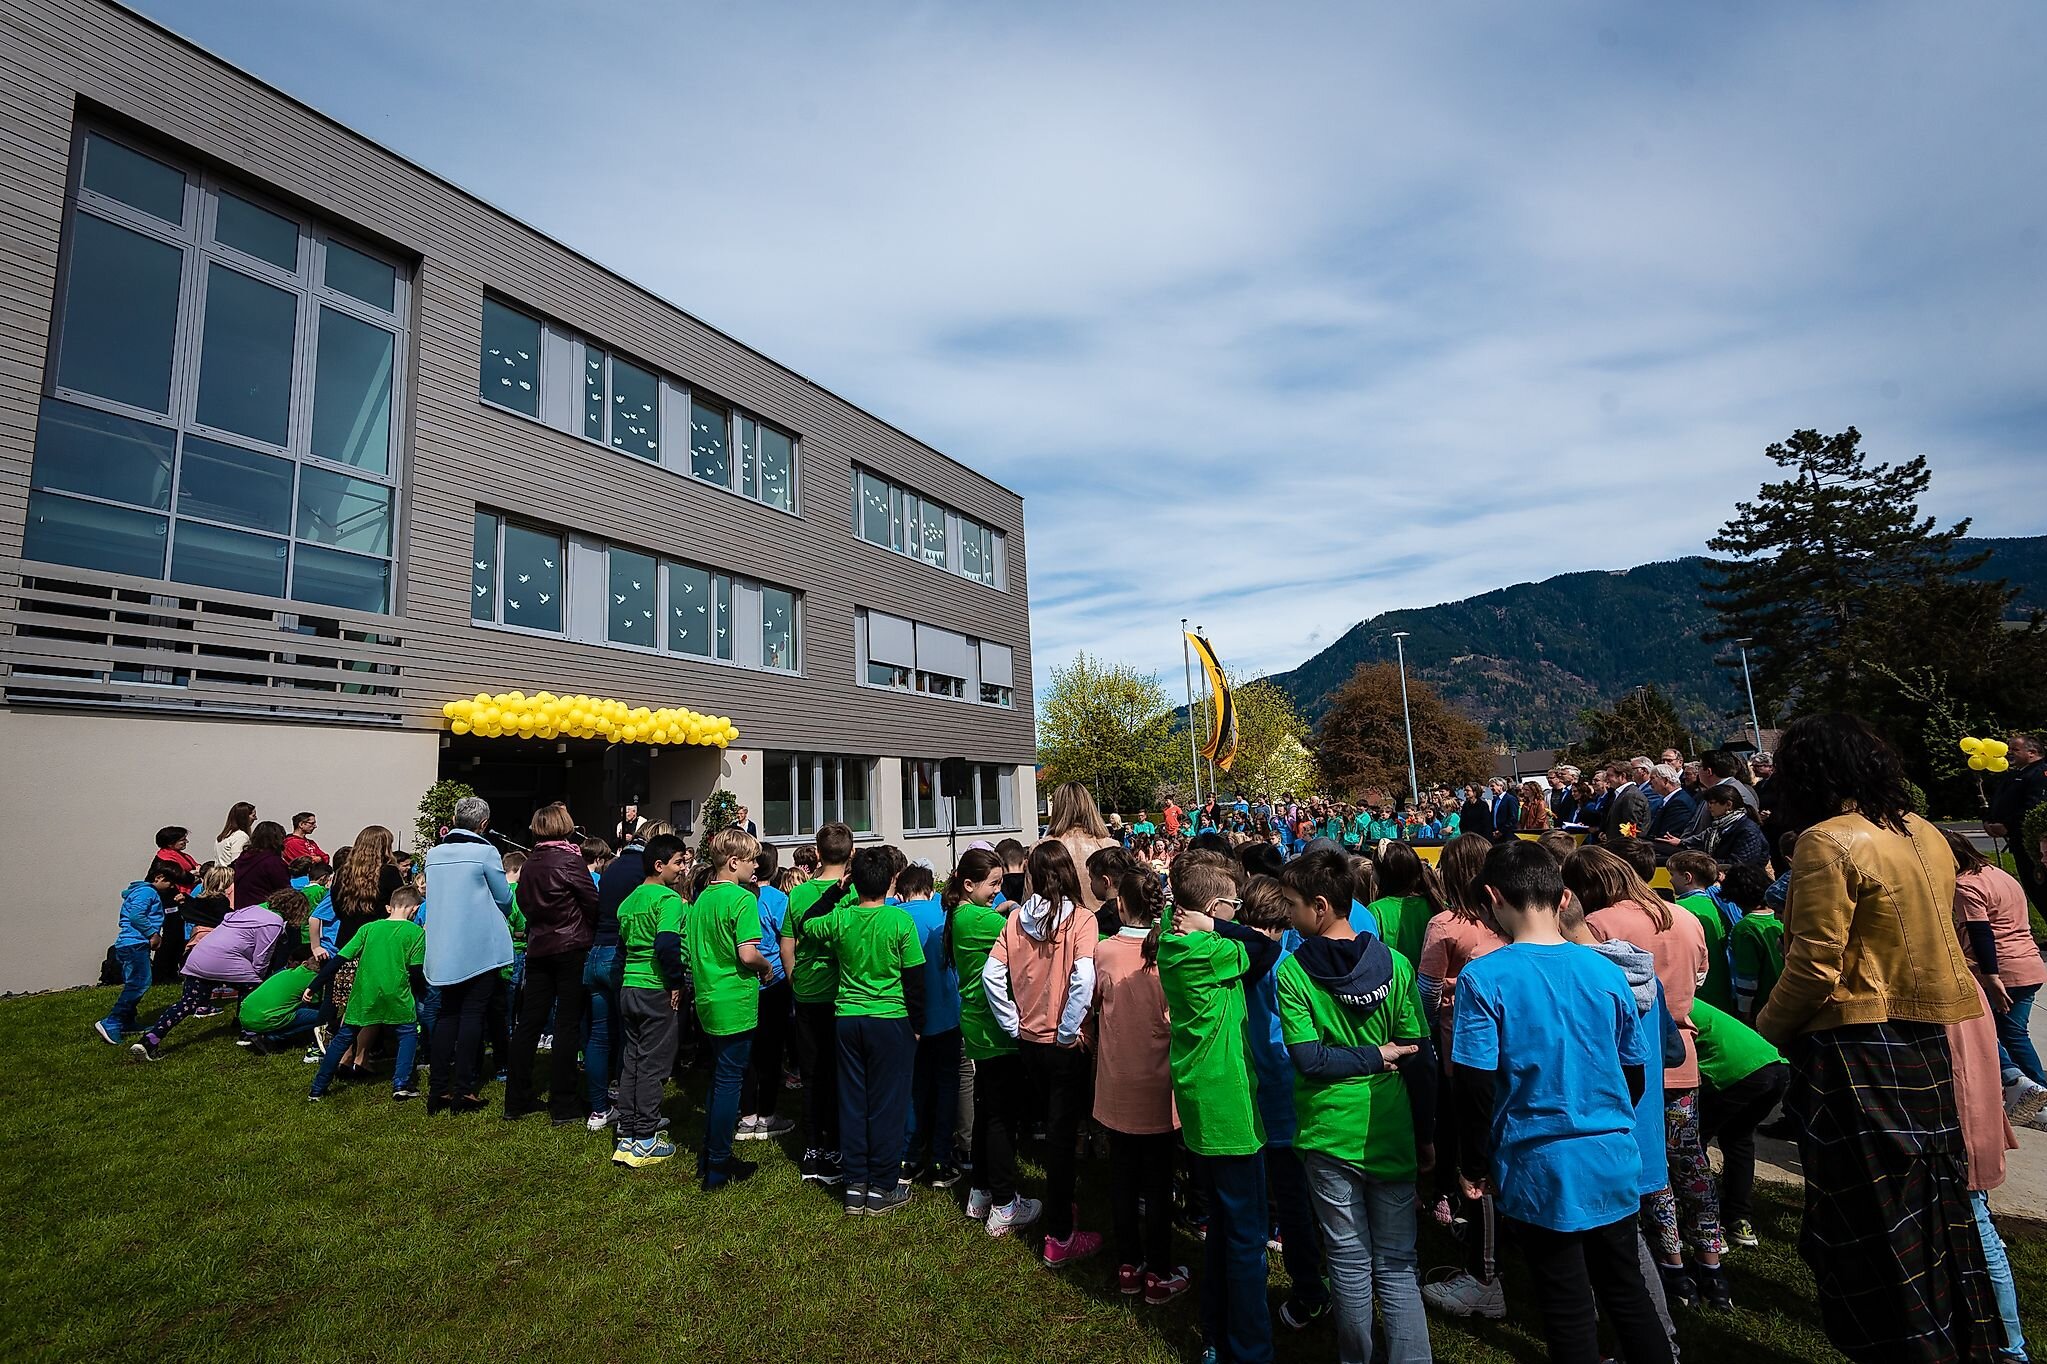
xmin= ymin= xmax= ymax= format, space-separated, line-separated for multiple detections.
xmin=1702 ymin=427 xmax=1992 ymax=716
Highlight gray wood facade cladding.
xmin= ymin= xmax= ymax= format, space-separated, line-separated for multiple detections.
xmin=0 ymin=0 xmax=1035 ymax=764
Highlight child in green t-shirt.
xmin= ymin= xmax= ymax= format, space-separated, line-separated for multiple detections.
xmin=1160 ymin=850 xmax=1279 ymax=1364
xmin=1692 ymin=999 xmax=1786 ymax=1248
xmin=782 ymin=822 xmax=856 ymax=1186
xmin=1669 ymin=852 xmax=1736 ymax=1012
xmin=1722 ymin=865 xmax=1783 ymax=1026
xmin=309 ymin=887 xmax=425 ymax=1101
xmin=612 ymin=834 xmax=690 ymax=1169
xmin=1271 ymin=851 xmax=1434 ymax=1362
xmin=803 ymin=845 xmax=925 ymax=1217
xmin=689 ymin=827 xmax=773 ymax=1188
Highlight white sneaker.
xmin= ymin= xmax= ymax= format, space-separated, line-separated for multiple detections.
xmin=537 ymin=1033 xmax=554 ymax=1053
xmin=312 ymin=1024 xmax=332 ymax=1054
xmin=965 ymin=1188 xmax=993 ymax=1220
xmin=1422 ymin=1271 xmax=1506 ymax=1320
xmin=586 ymin=1108 xmax=616 ymax=1133
xmin=734 ymin=1115 xmax=762 ymax=1140
xmin=986 ymin=1195 xmax=1042 ymax=1239
xmin=2005 ymin=1076 xmax=2047 ymax=1125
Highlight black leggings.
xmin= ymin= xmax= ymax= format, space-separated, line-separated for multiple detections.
xmin=792 ymin=1000 xmax=840 ymax=1152
xmin=970 ymin=1051 xmax=1024 ymax=1206
xmin=429 ymin=971 xmax=497 ymax=1102
xmin=145 ymin=976 xmax=241 ymax=1040
xmin=1108 ymin=1128 xmax=1176 ymax=1270
xmin=1017 ymin=1041 xmax=1088 ymax=1240
xmin=506 ymin=948 xmax=589 ymax=1118
xmin=741 ymin=978 xmax=794 ymax=1118
xmin=1702 ymin=1061 xmax=1789 ymax=1223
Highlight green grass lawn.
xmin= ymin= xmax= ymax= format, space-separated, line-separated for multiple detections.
xmin=6 ymin=983 xmax=2044 ymax=1364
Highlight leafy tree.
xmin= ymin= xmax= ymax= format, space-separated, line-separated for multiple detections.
xmin=1189 ymin=673 xmax=1319 ymax=798
xmin=1558 ymin=685 xmax=1700 ymax=771
xmin=1704 ymin=428 xmax=2047 ymax=789
xmin=415 ymin=778 xmax=476 ymax=851
xmin=1315 ymin=661 xmax=1493 ymax=798
xmin=697 ymin=788 xmax=739 ymax=858
xmin=1703 ymin=427 xmax=1990 ymax=717
xmin=1037 ymin=652 xmax=1182 ymax=817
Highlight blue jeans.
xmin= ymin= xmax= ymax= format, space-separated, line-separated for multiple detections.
xmin=1196 ymin=1151 xmax=1274 ymax=1364
xmin=101 ymin=944 xmax=152 ymax=1036
xmin=1265 ymin=1145 xmax=1330 ymax=1311
xmin=700 ymin=1030 xmax=755 ymax=1186
xmin=259 ymin=1003 xmax=321 ymax=1041
xmin=311 ymin=1021 xmax=417 ymax=1096
xmin=904 ymin=1027 xmax=962 ymax=1167
xmin=1299 ymin=1150 xmax=1428 ymax=1364
xmin=583 ymin=944 xmax=623 ymax=1114
xmin=1973 ymin=1190 xmax=2030 ymax=1361
xmin=1996 ymin=983 xmax=2045 ymax=1087
xmin=838 ymin=1016 xmax=914 ymax=1192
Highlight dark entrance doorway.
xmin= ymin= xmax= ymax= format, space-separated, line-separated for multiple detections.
xmin=438 ymin=736 xmax=648 ymax=849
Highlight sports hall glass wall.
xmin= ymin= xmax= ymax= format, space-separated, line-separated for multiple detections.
xmin=22 ymin=126 xmax=408 ymax=613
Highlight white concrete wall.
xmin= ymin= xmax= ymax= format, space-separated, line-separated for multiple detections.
xmin=0 ymin=709 xmax=438 ymax=994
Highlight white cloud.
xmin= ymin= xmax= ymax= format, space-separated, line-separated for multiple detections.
xmin=140 ymin=0 xmax=2047 ymax=702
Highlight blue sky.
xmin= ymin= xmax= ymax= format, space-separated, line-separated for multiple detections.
xmin=133 ymin=0 xmax=2047 ymax=700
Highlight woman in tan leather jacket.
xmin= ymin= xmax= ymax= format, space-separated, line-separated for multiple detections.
xmin=1758 ymin=713 xmax=1997 ymax=1363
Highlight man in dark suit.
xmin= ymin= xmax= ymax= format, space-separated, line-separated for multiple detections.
xmin=1646 ymin=764 xmax=1697 ymax=840
xmin=1487 ymin=777 xmax=1521 ymax=835
xmin=1601 ymin=760 xmax=1652 ymax=844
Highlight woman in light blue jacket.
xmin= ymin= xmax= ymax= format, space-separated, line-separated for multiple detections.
xmin=423 ymin=796 xmax=514 ymax=1113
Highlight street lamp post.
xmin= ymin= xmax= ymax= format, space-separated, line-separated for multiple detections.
xmin=1392 ymin=631 xmax=1419 ymax=807
xmin=1181 ymin=619 xmax=1202 ymax=807
xmin=1736 ymin=637 xmax=1763 ymax=751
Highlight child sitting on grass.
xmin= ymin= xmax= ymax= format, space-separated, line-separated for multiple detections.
xmin=132 ymin=889 xmax=307 ymax=1062
xmin=95 ymin=859 xmax=192 ymax=1046
xmin=310 ymin=887 xmax=426 ymax=1101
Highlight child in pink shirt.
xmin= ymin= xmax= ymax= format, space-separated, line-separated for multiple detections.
xmin=1092 ymin=869 xmax=1184 ymax=1302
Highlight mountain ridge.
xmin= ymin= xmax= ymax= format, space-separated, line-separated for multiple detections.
xmin=1262 ymin=535 xmax=2047 ymax=750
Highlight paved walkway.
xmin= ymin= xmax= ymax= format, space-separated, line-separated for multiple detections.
xmin=1751 ymin=991 xmax=2047 ymax=1220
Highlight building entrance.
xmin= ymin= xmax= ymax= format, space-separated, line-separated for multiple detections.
xmin=438 ymin=736 xmax=648 ymax=849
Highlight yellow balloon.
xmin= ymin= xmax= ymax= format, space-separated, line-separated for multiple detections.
xmin=1960 ymin=737 xmax=1982 ymax=754
xmin=1988 ymin=756 xmax=2010 ymax=773
xmin=441 ymin=700 xmax=459 ymax=719
xmin=473 ymin=692 xmax=492 ymax=706
xmin=451 ymin=719 xmax=471 ymax=734
xmin=1986 ymin=740 xmax=2009 ymax=758
xmin=1969 ymin=754 xmax=1988 ymax=771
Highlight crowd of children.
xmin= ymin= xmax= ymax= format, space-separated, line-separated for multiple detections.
xmin=94 ymin=778 xmax=2037 ymax=1364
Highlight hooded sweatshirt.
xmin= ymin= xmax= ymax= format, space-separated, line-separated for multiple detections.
xmin=1274 ymin=933 xmax=1436 ymax=1174
xmin=1589 ymin=937 xmax=1674 ymax=1197
xmin=114 ymin=881 xmax=165 ymax=949
xmin=984 ymin=894 xmax=1096 ymax=1046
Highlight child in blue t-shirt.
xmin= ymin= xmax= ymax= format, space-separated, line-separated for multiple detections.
xmin=1451 ymin=841 xmax=1672 ymax=1364
xmin=897 ymin=863 xmax=964 ymax=1183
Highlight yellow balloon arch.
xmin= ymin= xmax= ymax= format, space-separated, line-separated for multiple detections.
xmin=440 ymin=690 xmax=738 ymax=748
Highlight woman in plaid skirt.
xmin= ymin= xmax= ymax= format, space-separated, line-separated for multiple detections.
xmin=1757 ymin=713 xmax=1999 ymax=1364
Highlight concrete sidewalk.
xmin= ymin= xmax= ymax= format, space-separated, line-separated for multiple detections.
xmin=1750 ymin=991 xmax=2047 ymax=1220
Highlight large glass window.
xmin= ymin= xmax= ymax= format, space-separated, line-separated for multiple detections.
xmin=666 ymin=562 xmax=732 ymax=660
xmin=56 ymin=214 xmax=181 ymax=413
xmin=81 ymin=133 xmax=185 ymax=224
xmin=762 ymin=586 xmax=796 ymax=672
xmin=470 ymin=513 xmax=563 ymax=634
xmin=739 ymin=415 xmax=795 ymax=511
xmin=311 ymin=308 xmax=393 ymax=474
xmin=902 ymin=759 xmax=1012 ymax=833
xmin=854 ymin=467 xmax=1003 ymax=588
xmin=480 ymin=298 xmax=540 ymax=416
xmin=31 ymin=128 xmax=408 ymax=611
xmin=766 ymin=753 xmax=876 ymax=838
xmin=607 ymin=547 xmax=657 ymax=647
xmin=195 ymin=264 xmax=297 ymax=446
xmin=609 ymin=358 xmax=659 ymax=462
xmin=690 ymin=396 xmax=729 ymax=487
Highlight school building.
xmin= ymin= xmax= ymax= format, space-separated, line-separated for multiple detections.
xmin=0 ymin=0 xmax=1037 ymax=992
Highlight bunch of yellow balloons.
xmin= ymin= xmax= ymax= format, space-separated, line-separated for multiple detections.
xmin=440 ymin=691 xmax=738 ymax=748
xmin=1960 ymin=736 xmax=2011 ymax=773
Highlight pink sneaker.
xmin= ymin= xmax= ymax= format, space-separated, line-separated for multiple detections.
xmin=1118 ymin=1263 xmax=1144 ymax=1295
xmin=1145 ymin=1266 xmax=1191 ymax=1305
xmin=1042 ymin=1228 xmax=1103 ymax=1268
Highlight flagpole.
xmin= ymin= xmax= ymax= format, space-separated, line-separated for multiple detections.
xmin=1201 ymin=626 xmax=1219 ymax=796
xmin=1181 ymin=619 xmax=1201 ymax=808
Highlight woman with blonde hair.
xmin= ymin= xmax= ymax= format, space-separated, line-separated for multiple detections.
xmin=1046 ymin=781 xmax=1118 ymax=912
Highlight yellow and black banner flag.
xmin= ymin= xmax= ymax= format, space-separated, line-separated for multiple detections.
xmin=1187 ymin=632 xmax=1237 ymax=772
